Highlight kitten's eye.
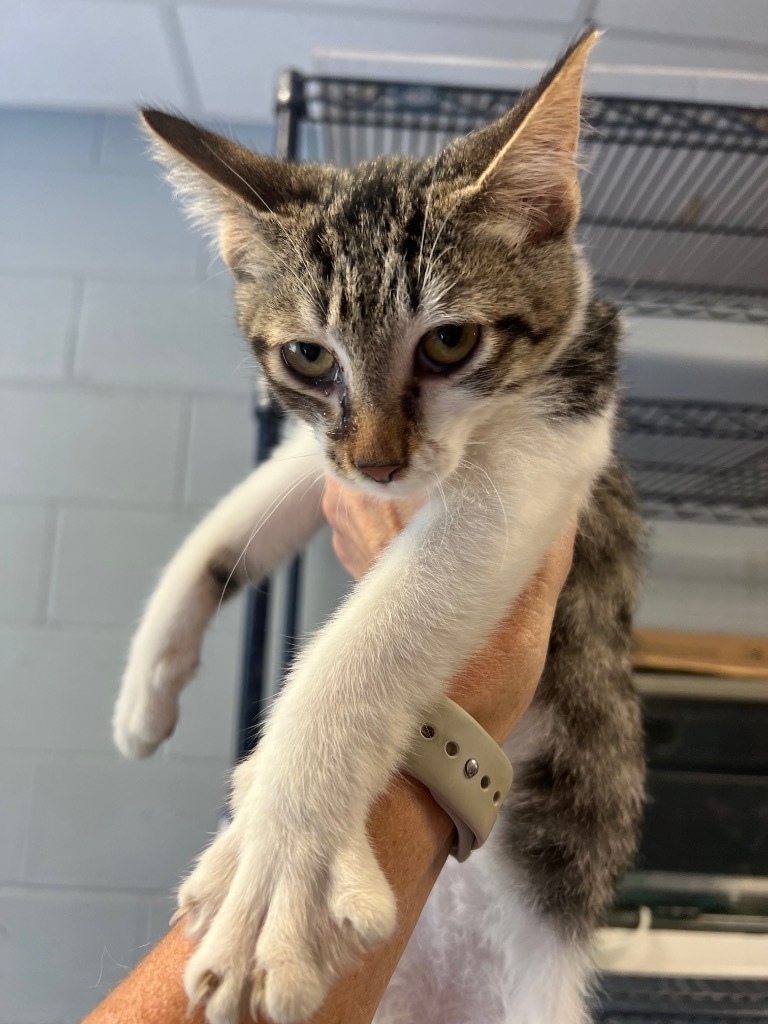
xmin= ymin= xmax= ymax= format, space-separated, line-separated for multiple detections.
xmin=282 ymin=342 xmax=337 ymax=381
xmin=418 ymin=324 xmax=480 ymax=371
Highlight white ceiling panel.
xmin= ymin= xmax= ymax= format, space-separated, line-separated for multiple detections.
xmin=313 ymin=51 xmax=561 ymax=91
xmin=0 ymin=0 xmax=187 ymax=111
xmin=79 ymin=0 xmax=580 ymax=20
xmin=0 ymin=0 xmax=766 ymax=119
xmin=691 ymin=70 xmax=768 ymax=107
xmin=592 ymin=32 xmax=768 ymax=104
xmin=600 ymin=32 xmax=768 ymax=74
xmin=601 ymin=0 xmax=768 ymax=49
xmin=197 ymin=0 xmax=579 ymax=22
xmin=178 ymin=4 xmax=563 ymax=121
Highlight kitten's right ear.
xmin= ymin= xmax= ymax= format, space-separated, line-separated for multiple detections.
xmin=447 ymin=30 xmax=598 ymax=247
xmin=140 ymin=109 xmax=329 ymax=272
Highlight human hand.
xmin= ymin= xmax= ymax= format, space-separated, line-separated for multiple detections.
xmin=323 ymin=477 xmax=576 ymax=744
xmin=322 ymin=479 xmax=423 ymax=580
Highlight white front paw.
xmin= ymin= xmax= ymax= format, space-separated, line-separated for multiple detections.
xmin=112 ymin=672 xmax=178 ymax=759
xmin=179 ymin=787 xmax=397 ymax=1024
xmin=112 ymin=642 xmax=197 ymax=758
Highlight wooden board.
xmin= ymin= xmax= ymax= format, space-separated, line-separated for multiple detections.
xmin=633 ymin=629 xmax=768 ymax=680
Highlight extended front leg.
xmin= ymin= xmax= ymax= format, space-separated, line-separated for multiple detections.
xmin=113 ymin=422 xmax=324 ymax=758
xmin=181 ymin=412 xmax=612 ymax=1024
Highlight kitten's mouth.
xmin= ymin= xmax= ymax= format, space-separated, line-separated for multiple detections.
xmin=351 ymin=469 xmax=424 ymax=498
xmin=360 ymin=478 xmax=430 ymax=501
xmin=325 ymin=458 xmax=424 ymax=499
xmin=352 ymin=458 xmax=454 ymax=501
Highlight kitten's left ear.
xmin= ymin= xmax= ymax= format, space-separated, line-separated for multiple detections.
xmin=140 ymin=110 xmax=332 ymax=272
xmin=454 ymin=30 xmax=599 ymax=246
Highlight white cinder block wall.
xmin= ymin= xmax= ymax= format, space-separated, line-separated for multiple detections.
xmin=0 ymin=109 xmax=273 ymax=1023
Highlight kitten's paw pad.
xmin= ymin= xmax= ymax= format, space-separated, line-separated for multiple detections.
xmin=183 ymin=822 xmax=396 ymax=1024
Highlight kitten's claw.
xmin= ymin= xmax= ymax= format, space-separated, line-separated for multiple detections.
xmin=169 ymin=904 xmax=190 ymax=928
xmin=191 ymin=970 xmax=220 ymax=1008
xmin=249 ymin=969 xmax=266 ymax=1020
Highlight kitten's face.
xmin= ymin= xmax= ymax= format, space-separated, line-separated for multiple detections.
xmin=142 ymin=31 xmax=597 ymax=496
xmin=232 ymin=158 xmax=588 ymax=498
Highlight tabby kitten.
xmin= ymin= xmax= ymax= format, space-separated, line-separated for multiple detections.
xmin=113 ymin=31 xmax=645 ymax=1024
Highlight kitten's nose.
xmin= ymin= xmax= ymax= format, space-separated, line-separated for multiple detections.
xmin=356 ymin=461 xmax=407 ymax=484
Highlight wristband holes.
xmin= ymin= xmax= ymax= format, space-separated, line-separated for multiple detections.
xmin=480 ymin=776 xmax=490 ymax=790
xmin=445 ymin=741 xmax=459 ymax=757
xmin=493 ymin=790 xmax=501 ymax=805
xmin=420 ymin=724 xmax=436 ymax=740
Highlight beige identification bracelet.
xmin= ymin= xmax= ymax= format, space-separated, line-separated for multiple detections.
xmin=403 ymin=698 xmax=514 ymax=862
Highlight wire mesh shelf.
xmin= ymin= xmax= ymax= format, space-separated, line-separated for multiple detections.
xmin=619 ymin=399 xmax=768 ymax=525
xmin=277 ymin=72 xmax=768 ymax=318
xmin=596 ymin=974 xmax=768 ymax=1022
xmin=599 ymin=281 xmax=768 ymax=325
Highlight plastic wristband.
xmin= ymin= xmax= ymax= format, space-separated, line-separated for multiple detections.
xmin=402 ymin=698 xmax=514 ymax=862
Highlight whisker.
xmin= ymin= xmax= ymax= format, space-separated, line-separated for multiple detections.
xmin=214 ymin=465 xmax=322 ymax=621
xmin=422 ymin=188 xmax=465 ymax=298
xmin=460 ymin=458 xmax=509 ymax=557
xmin=429 ymin=470 xmax=451 ymax=548
xmin=417 ymin=156 xmax=440 ymax=288
xmin=258 ymin=451 xmax=324 ymax=465
xmin=241 ymin=467 xmax=324 ymax=577
xmin=198 ymin=264 xmax=232 ymax=286
xmin=232 ymin=354 xmax=256 ymax=377
xmin=420 ymin=260 xmax=459 ymax=314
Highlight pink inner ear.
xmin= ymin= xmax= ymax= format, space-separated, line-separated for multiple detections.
xmin=523 ymin=181 xmax=579 ymax=246
xmin=474 ymin=153 xmax=579 ymax=249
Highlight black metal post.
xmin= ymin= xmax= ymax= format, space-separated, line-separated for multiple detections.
xmin=274 ymin=69 xmax=307 ymax=680
xmin=236 ymin=394 xmax=282 ymax=760
xmin=275 ymin=70 xmax=305 ymax=162
xmin=236 ymin=72 xmax=306 ymax=760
